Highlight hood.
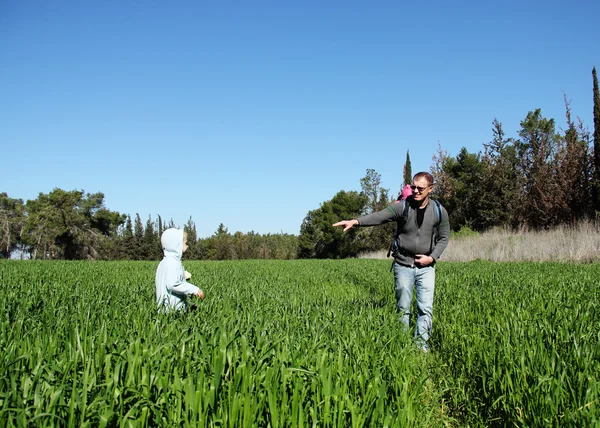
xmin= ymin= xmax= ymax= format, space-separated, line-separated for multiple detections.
xmin=161 ymin=228 xmax=184 ymax=260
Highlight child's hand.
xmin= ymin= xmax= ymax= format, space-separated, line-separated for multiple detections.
xmin=184 ymin=270 xmax=192 ymax=280
xmin=197 ymin=289 xmax=205 ymax=300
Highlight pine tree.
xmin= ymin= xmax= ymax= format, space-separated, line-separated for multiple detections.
xmin=21 ymin=190 xmax=122 ymax=260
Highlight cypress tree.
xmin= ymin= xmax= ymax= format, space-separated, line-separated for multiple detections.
xmin=184 ymin=217 xmax=199 ymax=259
xmin=120 ymin=215 xmax=135 ymax=259
xmin=133 ymin=213 xmax=144 ymax=259
xmin=559 ymin=95 xmax=590 ymax=222
xmin=593 ymin=67 xmax=600 ymax=212
xmin=142 ymin=215 xmax=159 ymax=260
xmin=403 ymin=151 xmax=412 ymax=186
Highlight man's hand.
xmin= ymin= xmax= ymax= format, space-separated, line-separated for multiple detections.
xmin=332 ymin=219 xmax=358 ymax=232
xmin=184 ymin=270 xmax=192 ymax=280
xmin=197 ymin=289 xmax=205 ymax=300
xmin=414 ymin=254 xmax=434 ymax=267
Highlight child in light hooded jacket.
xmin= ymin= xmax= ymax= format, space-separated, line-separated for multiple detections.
xmin=155 ymin=228 xmax=204 ymax=312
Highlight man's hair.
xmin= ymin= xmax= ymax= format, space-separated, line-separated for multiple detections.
xmin=413 ymin=171 xmax=434 ymax=186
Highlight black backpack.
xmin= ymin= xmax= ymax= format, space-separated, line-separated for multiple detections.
xmin=387 ymin=198 xmax=443 ymax=258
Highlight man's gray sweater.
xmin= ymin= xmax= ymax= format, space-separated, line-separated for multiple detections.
xmin=357 ymin=199 xmax=450 ymax=267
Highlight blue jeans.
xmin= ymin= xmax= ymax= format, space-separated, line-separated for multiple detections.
xmin=393 ymin=262 xmax=436 ymax=348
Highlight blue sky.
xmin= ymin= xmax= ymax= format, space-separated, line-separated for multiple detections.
xmin=2 ymin=1 xmax=599 ymax=238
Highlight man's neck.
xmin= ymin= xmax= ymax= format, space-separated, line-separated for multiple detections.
xmin=415 ymin=196 xmax=429 ymax=209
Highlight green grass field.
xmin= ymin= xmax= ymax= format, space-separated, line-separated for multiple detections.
xmin=1 ymin=259 xmax=598 ymax=427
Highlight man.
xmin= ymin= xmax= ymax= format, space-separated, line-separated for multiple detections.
xmin=333 ymin=172 xmax=450 ymax=351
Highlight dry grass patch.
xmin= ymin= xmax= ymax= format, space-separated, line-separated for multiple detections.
xmin=359 ymin=221 xmax=600 ymax=262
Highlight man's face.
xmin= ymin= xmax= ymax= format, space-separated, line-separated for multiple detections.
xmin=411 ymin=177 xmax=433 ymax=202
xmin=183 ymin=235 xmax=188 ymax=253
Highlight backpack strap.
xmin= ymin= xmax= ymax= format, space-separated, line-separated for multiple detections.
xmin=433 ymin=199 xmax=441 ymax=226
xmin=430 ymin=199 xmax=443 ymax=251
xmin=387 ymin=199 xmax=411 ymax=258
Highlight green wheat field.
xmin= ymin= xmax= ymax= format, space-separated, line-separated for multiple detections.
xmin=1 ymin=259 xmax=598 ymax=427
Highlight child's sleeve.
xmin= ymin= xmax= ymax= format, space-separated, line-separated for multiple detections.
xmin=164 ymin=262 xmax=200 ymax=297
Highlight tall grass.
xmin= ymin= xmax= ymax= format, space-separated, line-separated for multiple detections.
xmin=1 ymin=260 xmax=598 ymax=426
xmin=432 ymin=261 xmax=600 ymax=426
xmin=0 ymin=260 xmax=446 ymax=427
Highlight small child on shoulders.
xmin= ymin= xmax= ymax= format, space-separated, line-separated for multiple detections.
xmin=395 ymin=184 xmax=413 ymax=203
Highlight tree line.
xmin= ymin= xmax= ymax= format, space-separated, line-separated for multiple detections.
xmin=2 ymin=68 xmax=599 ymax=260
xmin=297 ymin=68 xmax=600 ymax=257
xmin=0 ymin=189 xmax=298 ymax=261
xmin=433 ymin=68 xmax=600 ymax=232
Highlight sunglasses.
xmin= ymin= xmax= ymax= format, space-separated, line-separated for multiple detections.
xmin=410 ymin=184 xmax=431 ymax=193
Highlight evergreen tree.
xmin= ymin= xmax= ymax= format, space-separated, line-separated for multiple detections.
xmin=298 ymin=190 xmax=367 ymax=259
xmin=133 ymin=213 xmax=144 ymax=259
xmin=120 ymin=215 xmax=135 ymax=259
xmin=515 ymin=109 xmax=562 ymax=228
xmin=403 ymin=151 xmax=412 ymax=187
xmin=593 ymin=67 xmax=600 ymax=213
xmin=431 ymin=143 xmax=454 ymax=201
xmin=157 ymin=214 xmax=163 ymax=240
xmin=210 ymin=223 xmax=232 ymax=260
xmin=557 ymin=95 xmax=592 ymax=222
xmin=142 ymin=215 xmax=159 ymax=260
xmin=445 ymin=148 xmax=484 ymax=230
xmin=431 ymin=144 xmax=457 ymax=228
xmin=21 ymin=189 xmax=123 ymax=259
xmin=196 ymin=237 xmax=212 ymax=260
xmin=184 ymin=217 xmax=199 ymax=259
xmin=232 ymin=231 xmax=249 ymax=259
xmin=479 ymin=119 xmax=520 ymax=229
